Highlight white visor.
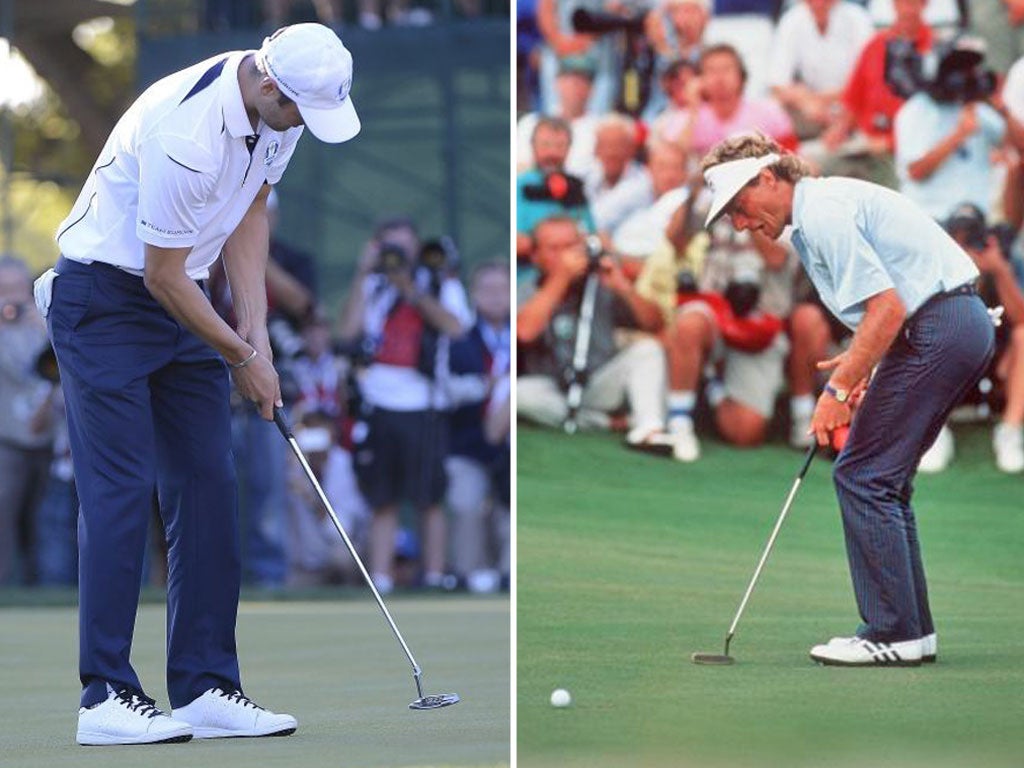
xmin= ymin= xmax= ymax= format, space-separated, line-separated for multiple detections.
xmin=703 ymin=153 xmax=780 ymax=227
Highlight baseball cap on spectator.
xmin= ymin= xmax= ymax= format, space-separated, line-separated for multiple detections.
xmin=257 ymin=23 xmax=360 ymax=144
xmin=703 ymin=152 xmax=779 ymax=226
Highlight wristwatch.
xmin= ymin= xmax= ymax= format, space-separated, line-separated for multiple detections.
xmin=823 ymin=382 xmax=850 ymax=403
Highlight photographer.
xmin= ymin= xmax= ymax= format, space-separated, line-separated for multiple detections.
xmin=946 ymin=204 xmax=1024 ymax=473
xmin=338 ymin=218 xmax=471 ymax=594
xmin=517 ymin=215 xmax=676 ymax=455
xmin=0 ymin=255 xmax=55 ymax=585
xmin=895 ymin=37 xmax=1024 ymax=221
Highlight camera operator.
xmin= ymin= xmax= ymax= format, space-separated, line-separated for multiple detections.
xmin=0 ymin=255 xmax=56 ymax=585
xmin=946 ymin=204 xmax=1024 ymax=473
xmin=338 ymin=217 xmax=471 ymax=594
xmin=641 ymin=0 xmax=710 ymax=122
xmin=895 ymin=37 xmax=1024 ymax=221
xmin=518 ymin=215 xmax=677 ymax=455
xmin=535 ymin=0 xmax=620 ymax=115
xmin=819 ymin=0 xmax=936 ymax=187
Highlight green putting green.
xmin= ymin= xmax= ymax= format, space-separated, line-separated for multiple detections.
xmin=0 ymin=596 xmax=509 ymax=767
xmin=517 ymin=423 xmax=1023 ymax=768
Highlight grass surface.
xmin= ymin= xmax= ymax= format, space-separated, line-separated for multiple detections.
xmin=517 ymin=423 xmax=1024 ymax=768
xmin=0 ymin=596 xmax=509 ymax=767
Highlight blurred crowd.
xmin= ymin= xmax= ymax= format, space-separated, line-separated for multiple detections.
xmin=516 ymin=0 xmax=1024 ymax=475
xmin=203 ymin=0 xmax=495 ymax=32
xmin=0 ymin=193 xmax=510 ymax=593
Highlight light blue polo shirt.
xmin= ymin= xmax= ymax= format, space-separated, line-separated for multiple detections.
xmin=790 ymin=176 xmax=979 ymax=331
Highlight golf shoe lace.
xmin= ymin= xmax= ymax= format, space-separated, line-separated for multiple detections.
xmin=115 ymin=689 xmax=161 ymax=719
xmin=217 ymin=688 xmax=263 ymax=710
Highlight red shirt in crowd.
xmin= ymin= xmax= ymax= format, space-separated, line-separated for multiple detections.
xmin=842 ymin=25 xmax=934 ymax=150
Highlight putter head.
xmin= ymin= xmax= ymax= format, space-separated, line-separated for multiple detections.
xmin=691 ymin=652 xmax=735 ymax=665
xmin=409 ymin=693 xmax=460 ymax=710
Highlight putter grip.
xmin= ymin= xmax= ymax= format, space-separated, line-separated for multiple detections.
xmin=273 ymin=406 xmax=293 ymax=438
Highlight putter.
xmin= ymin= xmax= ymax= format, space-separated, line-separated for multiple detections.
xmin=563 ymin=236 xmax=602 ymax=435
xmin=273 ymin=407 xmax=460 ymax=710
xmin=692 ymin=442 xmax=817 ymax=665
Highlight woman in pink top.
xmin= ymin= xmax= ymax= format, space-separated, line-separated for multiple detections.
xmin=658 ymin=44 xmax=797 ymax=158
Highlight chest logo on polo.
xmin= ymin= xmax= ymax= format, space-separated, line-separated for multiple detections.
xmin=264 ymin=140 xmax=279 ymax=167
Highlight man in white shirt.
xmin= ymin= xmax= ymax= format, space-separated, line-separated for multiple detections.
xmin=582 ymin=113 xmax=652 ymax=236
xmin=43 ymin=24 xmax=359 ymax=745
xmin=769 ymin=0 xmax=874 ymax=137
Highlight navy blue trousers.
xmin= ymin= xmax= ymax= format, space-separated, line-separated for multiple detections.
xmin=49 ymin=258 xmax=242 ymax=708
xmin=833 ymin=290 xmax=994 ymax=642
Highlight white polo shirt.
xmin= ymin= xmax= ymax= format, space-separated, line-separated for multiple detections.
xmin=56 ymin=51 xmax=302 ymax=280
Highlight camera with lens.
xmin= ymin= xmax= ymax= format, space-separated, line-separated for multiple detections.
xmin=374 ymin=241 xmax=412 ymax=275
xmin=944 ymin=202 xmax=1016 ymax=258
xmin=521 ymin=171 xmax=589 ymax=208
xmin=885 ymin=34 xmax=997 ymax=103
xmin=570 ymin=7 xmax=646 ymax=36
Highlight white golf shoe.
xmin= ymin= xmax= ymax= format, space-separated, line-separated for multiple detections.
xmin=172 ymin=688 xmax=297 ymax=739
xmin=77 ymin=684 xmax=193 ymax=746
xmin=921 ymin=632 xmax=937 ymax=664
xmin=810 ymin=636 xmax=923 ymax=667
xmin=993 ymin=422 xmax=1024 ymax=473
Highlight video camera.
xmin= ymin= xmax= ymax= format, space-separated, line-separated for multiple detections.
xmin=885 ymin=34 xmax=997 ymax=103
xmin=521 ymin=171 xmax=588 ymax=208
xmin=945 ymin=202 xmax=1016 ymax=258
xmin=570 ymin=7 xmax=645 ymax=36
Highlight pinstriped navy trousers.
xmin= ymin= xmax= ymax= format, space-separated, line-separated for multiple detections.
xmin=833 ymin=291 xmax=994 ymax=643
xmin=49 ymin=257 xmax=243 ymax=709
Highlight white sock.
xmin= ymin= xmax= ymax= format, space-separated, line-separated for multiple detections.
xmin=791 ymin=394 xmax=815 ymax=420
xmin=668 ymin=391 xmax=696 ymax=427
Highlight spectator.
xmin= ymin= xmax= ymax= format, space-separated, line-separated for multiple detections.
xmin=611 ymin=140 xmax=690 ymax=263
xmin=338 ymin=218 xmax=471 ymax=594
xmin=517 ymin=57 xmax=602 ymax=175
xmin=643 ymin=0 xmax=710 ymax=120
xmin=0 ymin=255 xmax=55 ymax=586
xmin=583 ymin=113 xmax=652 ymax=236
xmin=535 ymin=0 xmax=620 ymax=115
xmin=292 ymin=311 xmax=346 ymax=418
xmin=661 ymin=43 xmax=797 ymax=159
xmin=518 ymin=216 xmax=678 ymax=455
xmin=894 ymin=39 xmax=1024 ymax=221
xmin=820 ymin=0 xmax=935 ymax=186
xmin=769 ymin=0 xmax=874 ymax=139
xmin=285 ymin=411 xmax=372 ymax=586
xmin=635 ymin=195 xmax=798 ymax=460
xmin=517 ymin=117 xmax=597 ymax=261
xmin=518 ymin=0 xmax=543 ymax=111
xmin=445 ymin=262 xmax=512 ymax=592
xmin=648 ymin=57 xmax=702 ymax=145
xmin=702 ymin=0 xmax=780 ymax=98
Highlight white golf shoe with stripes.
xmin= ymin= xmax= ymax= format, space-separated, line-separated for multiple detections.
xmin=171 ymin=687 xmax=297 ymax=738
xmin=810 ymin=636 xmax=923 ymax=667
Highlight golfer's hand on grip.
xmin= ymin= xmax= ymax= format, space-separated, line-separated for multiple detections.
xmin=231 ymin=353 xmax=282 ymax=420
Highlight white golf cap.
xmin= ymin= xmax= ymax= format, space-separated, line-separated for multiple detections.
xmin=703 ymin=152 xmax=779 ymax=227
xmin=257 ymin=23 xmax=360 ymax=144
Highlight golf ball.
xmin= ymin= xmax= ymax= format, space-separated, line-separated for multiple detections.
xmin=550 ymin=688 xmax=572 ymax=708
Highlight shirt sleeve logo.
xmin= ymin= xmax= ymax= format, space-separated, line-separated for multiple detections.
xmin=264 ymin=140 xmax=280 ymax=167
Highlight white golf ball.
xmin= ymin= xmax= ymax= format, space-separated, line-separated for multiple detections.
xmin=550 ymin=688 xmax=572 ymax=708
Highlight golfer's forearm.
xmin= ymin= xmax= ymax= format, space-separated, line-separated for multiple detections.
xmin=222 ymin=213 xmax=270 ymax=341
xmin=832 ymin=290 xmax=906 ymax=388
xmin=144 ymin=254 xmax=252 ymax=364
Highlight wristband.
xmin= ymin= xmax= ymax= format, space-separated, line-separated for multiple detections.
xmin=823 ymin=382 xmax=850 ymax=403
xmin=229 ymin=347 xmax=258 ymax=369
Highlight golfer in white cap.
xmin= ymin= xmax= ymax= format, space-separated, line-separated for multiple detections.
xmin=41 ymin=23 xmax=358 ymax=745
xmin=701 ymin=132 xmax=993 ymax=667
